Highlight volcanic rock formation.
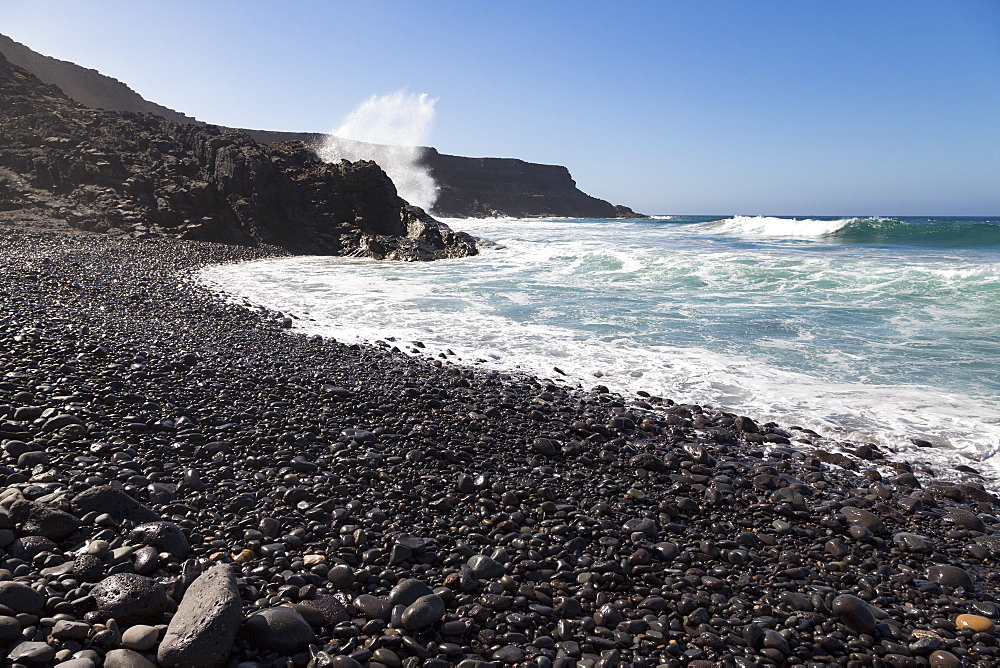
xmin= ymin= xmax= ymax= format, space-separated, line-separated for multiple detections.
xmin=0 ymin=34 xmax=645 ymax=220
xmin=0 ymin=52 xmax=476 ymax=260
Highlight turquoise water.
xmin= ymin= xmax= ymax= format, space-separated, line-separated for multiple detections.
xmin=200 ymin=215 xmax=1000 ymax=465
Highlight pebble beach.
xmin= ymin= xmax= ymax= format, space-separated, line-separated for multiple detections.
xmin=2 ymin=228 xmax=1000 ymax=668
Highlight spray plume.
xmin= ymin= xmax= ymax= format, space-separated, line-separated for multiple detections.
xmin=317 ymin=91 xmax=439 ymax=211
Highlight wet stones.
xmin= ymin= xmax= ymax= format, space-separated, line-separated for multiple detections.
xmin=832 ymin=593 xmax=877 ymax=634
xmin=840 ymin=505 xmax=886 ymax=534
xmin=129 ymin=521 xmax=189 ymax=558
xmin=354 ymin=594 xmax=390 ymax=621
xmin=468 ymin=554 xmax=505 ymax=579
xmin=91 ymin=573 xmax=172 ymax=625
xmin=954 ymin=613 xmax=995 ymax=633
xmin=388 ymin=578 xmax=434 ymax=608
xmin=244 ymin=607 xmax=315 ymax=654
xmin=926 ymin=565 xmax=975 ymax=591
xmin=893 ymin=532 xmax=934 ymax=554
xmin=295 ymin=595 xmax=349 ymax=628
xmin=401 ymin=593 xmax=446 ymax=630
xmin=158 ymin=564 xmax=241 ymax=668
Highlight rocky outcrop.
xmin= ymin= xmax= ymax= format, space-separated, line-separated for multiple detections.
xmin=0 ymin=53 xmax=477 ymax=260
xmin=244 ymin=129 xmax=646 ymax=219
xmin=0 ymin=35 xmax=643 ymax=220
xmin=422 ymin=147 xmax=645 ymax=219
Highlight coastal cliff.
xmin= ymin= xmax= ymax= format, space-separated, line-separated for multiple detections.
xmin=0 ymin=53 xmax=477 ymax=260
xmin=0 ymin=34 xmax=644 ymax=220
xmin=244 ymin=130 xmax=645 ymax=219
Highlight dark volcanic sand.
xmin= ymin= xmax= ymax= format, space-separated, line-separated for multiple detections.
xmin=1 ymin=228 xmax=1000 ymax=668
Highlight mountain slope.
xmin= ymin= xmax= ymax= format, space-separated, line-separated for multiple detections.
xmin=0 ymin=52 xmax=477 ymax=260
xmin=0 ymin=33 xmax=202 ymax=126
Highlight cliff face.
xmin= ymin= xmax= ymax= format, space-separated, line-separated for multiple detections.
xmin=243 ymin=129 xmax=645 ymax=219
xmin=423 ymin=148 xmax=643 ymax=219
xmin=0 ymin=35 xmax=643 ymax=220
xmin=0 ymin=53 xmax=477 ymax=260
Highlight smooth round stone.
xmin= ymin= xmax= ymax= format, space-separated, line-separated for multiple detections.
xmin=388 ymin=578 xmax=433 ymax=608
xmin=492 ymin=645 xmax=525 ymax=663
xmin=955 ymin=614 xmax=995 ymax=633
xmin=0 ymin=615 xmax=22 ymax=645
xmin=832 ymin=594 xmax=876 ymax=634
xmin=927 ymin=565 xmax=975 ymax=591
xmin=8 ymin=640 xmax=56 ymax=664
xmin=129 ymin=522 xmax=189 ymax=558
xmin=326 ymin=564 xmax=354 ymax=589
xmin=50 ymin=619 xmax=92 ymax=641
xmin=121 ymin=624 xmax=159 ymax=651
xmin=86 ymin=540 xmax=111 ymax=557
xmin=824 ymin=539 xmax=849 ymax=558
xmin=0 ymin=580 xmax=45 ymax=614
xmin=354 ymin=594 xmax=390 ymax=621
xmin=893 ymin=532 xmax=933 ymax=554
xmin=401 ymin=593 xmax=446 ymax=630
xmin=244 ymin=607 xmax=315 ymax=654
xmin=929 ymin=650 xmax=961 ymax=668
xmin=103 ymin=648 xmax=155 ymax=668
xmin=468 ymin=554 xmax=505 ymax=579
xmin=321 ymin=657 xmax=362 ymax=668
xmin=17 ymin=451 xmax=48 ymax=467
xmin=132 ymin=546 xmax=159 ymax=576
xmin=840 ymin=506 xmax=885 ymax=533
xmin=53 ymin=659 xmax=96 ymax=668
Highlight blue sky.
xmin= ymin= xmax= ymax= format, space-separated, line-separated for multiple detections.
xmin=3 ymin=1 xmax=998 ymax=215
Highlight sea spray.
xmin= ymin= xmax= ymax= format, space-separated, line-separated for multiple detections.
xmin=318 ymin=91 xmax=439 ymax=211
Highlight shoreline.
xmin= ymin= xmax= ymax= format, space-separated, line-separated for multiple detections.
xmin=2 ymin=228 xmax=1000 ymax=666
xmin=197 ymin=241 xmax=1000 ymax=494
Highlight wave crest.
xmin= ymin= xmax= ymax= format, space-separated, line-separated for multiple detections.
xmin=706 ymin=216 xmax=1000 ymax=247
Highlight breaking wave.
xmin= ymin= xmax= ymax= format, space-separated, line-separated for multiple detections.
xmin=706 ymin=215 xmax=1000 ymax=247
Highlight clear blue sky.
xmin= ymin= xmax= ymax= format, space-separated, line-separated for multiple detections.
xmin=3 ymin=0 xmax=998 ymax=215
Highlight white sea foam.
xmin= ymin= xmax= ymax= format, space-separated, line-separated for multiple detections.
xmin=317 ymin=91 xmax=438 ymax=210
xmin=198 ymin=215 xmax=1000 ymax=485
xmin=706 ymin=215 xmax=857 ymax=238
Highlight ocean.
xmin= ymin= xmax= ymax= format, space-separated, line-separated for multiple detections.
xmin=198 ymin=215 xmax=1000 ymax=478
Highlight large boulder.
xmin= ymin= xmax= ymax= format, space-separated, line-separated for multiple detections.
xmin=158 ymin=564 xmax=241 ymax=668
xmin=243 ymin=607 xmax=315 ymax=654
xmin=91 ymin=573 xmax=171 ymax=625
xmin=1 ymin=490 xmax=81 ymax=539
xmin=72 ymin=486 xmax=159 ymax=523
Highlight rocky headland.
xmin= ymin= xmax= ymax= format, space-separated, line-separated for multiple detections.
xmin=0 ymin=52 xmax=476 ymax=261
xmin=0 ymin=226 xmax=999 ymax=667
xmin=0 ymin=34 xmax=645 ymax=221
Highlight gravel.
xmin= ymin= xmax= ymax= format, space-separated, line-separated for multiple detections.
xmin=0 ymin=227 xmax=999 ymax=666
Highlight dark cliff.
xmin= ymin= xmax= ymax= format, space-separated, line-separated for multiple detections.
xmin=243 ymin=129 xmax=645 ymax=219
xmin=0 ymin=35 xmax=644 ymax=220
xmin=0 ymin=53 xmax=477 ymax=260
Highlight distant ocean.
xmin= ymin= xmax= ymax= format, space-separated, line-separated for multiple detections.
xmin=199 ymin=215 xmax=1000 ymax=475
